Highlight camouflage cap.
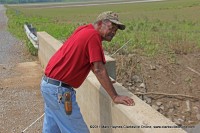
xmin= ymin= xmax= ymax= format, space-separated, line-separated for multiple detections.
xmin=96 ymin=11 xmax=125 ymax=30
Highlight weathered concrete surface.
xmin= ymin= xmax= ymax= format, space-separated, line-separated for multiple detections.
xmin=37 ymin=31 xmax=62 ymax=69
xmin=37 ymin=31 xmax=186 ymax=133
xmin=77 ymin=72 xmax=186 ymax=133
xmin=184 ymin=123 xmax=200 ymax=133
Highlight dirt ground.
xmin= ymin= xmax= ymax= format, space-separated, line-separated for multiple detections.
xmin=0 ymin=62 xmax=44 ymax=133
xmin=0 ymin=5 xmax=44 ymax=133
xmin=113 ymin=52 xmax=200 ymax=127
xmin=1 ymin=40 xmax=199 ymax=133
xmin=1 ymin=3 xmax=200 ymax=132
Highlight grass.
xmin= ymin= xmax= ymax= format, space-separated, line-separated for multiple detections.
xmin=6 ymin=0 xmax=200 ymax=56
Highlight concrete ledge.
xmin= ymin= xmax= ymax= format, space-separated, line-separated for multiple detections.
xmin=77 ymin=72 xmax=185 ymax=133
xmin=37 ymin=31 xmax=186 ymax=133
xmin=37 ymin=31 xmax=62 ymax=69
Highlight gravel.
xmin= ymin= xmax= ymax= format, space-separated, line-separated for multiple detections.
xmin=0 ymin=4 xmax=43 ymax=133
xmin=0 ymin=5 xmax=36 ymax=65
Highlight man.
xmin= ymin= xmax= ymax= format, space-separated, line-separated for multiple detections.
xmin=40 ymin=11 xmax=134 ymax=133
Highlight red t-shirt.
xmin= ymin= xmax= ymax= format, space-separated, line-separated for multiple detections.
xmin=45 ymin=24 xmax=106 ymax=88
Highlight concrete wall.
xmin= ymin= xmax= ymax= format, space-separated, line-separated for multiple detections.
xmin=37 ymin=32 xmax=186 ymax=133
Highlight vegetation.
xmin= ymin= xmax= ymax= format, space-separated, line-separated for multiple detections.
xmin=1 ymin=0 xmax=58 ymax=4
xmin=0 ymin=0 xmax=112 ymax=4
xmin=6 ymin=0 xmax=200 ymax=56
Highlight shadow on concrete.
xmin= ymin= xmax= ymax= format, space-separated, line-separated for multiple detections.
xmin=99 ymin=86 xmax=113 ymax=133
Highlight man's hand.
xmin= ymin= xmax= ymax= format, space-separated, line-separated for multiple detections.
xmin=92 ymin=61 xmax=135 ymax=106
xmin=113 ymin=95 xmax=135 ymax=106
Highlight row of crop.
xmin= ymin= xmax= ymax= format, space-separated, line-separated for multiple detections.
xmin=6 ymin=2 xmax=200 ymax=57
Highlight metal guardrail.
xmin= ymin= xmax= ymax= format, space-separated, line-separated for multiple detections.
xmin=24 ymin=24 xmax=38 ymax=49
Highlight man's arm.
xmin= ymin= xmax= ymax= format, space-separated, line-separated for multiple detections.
xmin=91 ymin=61 xmax=134 ymax=106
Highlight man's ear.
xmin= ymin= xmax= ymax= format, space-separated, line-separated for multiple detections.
xmin=97 ymin=20 xmax=103 ymax=26
xmin=96 ymin=21 xmax=103 ymax=31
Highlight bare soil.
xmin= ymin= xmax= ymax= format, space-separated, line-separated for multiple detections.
xmin=0 ymin=62 xmax=44 ymax=133
xmin=1 ymin=37 xmax=199 ymax=132
xmin=0 ymin=5 xmax=43 ymax=133
xmin=113 ymin=52 xmax=200 ymax=127
xmin=1 ymin=3 xmax=200 ymax=133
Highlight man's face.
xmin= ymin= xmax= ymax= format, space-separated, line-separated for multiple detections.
xmin=100 ymin=21 xmax=118 ymax=42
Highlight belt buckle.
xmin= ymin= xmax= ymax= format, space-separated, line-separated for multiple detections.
xmin=59 ymin=81 xmax=62 ymax=86
xmin=46 ymin=77 xmax=49 ymax=83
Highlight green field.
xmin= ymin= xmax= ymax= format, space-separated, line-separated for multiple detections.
xmin=6 ymin=0 xmax=200 ymax=56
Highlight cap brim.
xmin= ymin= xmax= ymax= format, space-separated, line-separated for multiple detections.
xmin=110 ymin=19 xmax=126 ymax=30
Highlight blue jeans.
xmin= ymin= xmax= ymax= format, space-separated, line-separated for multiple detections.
xmin=40 ymin=79 xmax=90 ymax=133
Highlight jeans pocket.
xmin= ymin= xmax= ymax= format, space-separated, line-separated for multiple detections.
xmin=41 ymin=91 xmax=59 ymax=110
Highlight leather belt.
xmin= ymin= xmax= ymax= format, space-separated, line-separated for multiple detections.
xmin=43 ymin=75 xmax=72 ymax=89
